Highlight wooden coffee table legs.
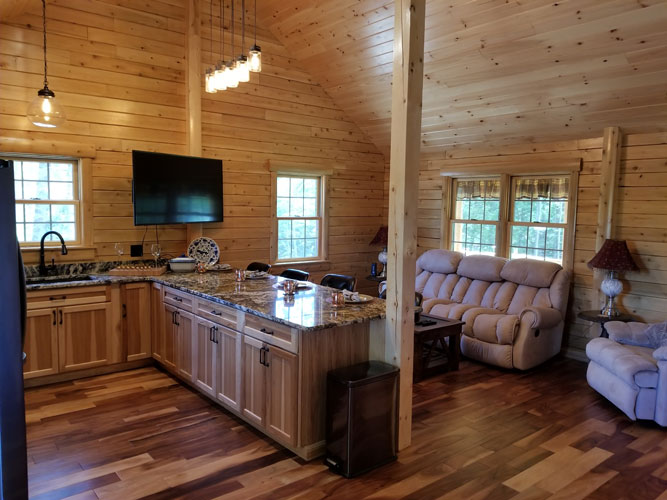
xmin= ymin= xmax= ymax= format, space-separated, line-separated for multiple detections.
xmin=413 ymin=331 xmax=460 ymax=382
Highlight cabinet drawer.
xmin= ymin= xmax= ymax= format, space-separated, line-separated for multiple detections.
xmin=243 ymin=314 xmax=298 ymax=354
xmin=163 ymin=286 xmax=194 ymax=312
xmin=27 ymin=286 xmax=109 ymax=310
xmin=196 ymin=299 xmax=239 ymax=330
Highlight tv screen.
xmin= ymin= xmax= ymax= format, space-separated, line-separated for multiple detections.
xmin=132 ymin=150 xmax=223 ymax=226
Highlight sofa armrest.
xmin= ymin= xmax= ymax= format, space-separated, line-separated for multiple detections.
xmin=654 ymin=346 xmax=667 ymax=361
xmin=461 ymin=307 xmax=503 ymax=336
xmin=520 ymin=306 xmax=562 ymax=330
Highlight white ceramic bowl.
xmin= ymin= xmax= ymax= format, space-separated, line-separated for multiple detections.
xmin=169 ymin=257 xmax=196 ymax=273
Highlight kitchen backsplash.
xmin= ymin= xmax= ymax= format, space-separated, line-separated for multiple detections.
xmin=23 ymin=259 xmax=165 ymax=278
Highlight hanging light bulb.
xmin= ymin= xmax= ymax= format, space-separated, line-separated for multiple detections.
xmin=205 ymin=68 xmax=217 ymax=93
xmin=204 ymin=1 xmax=217 ymax=93
xmin=225 ymin=60 xmax=239 ymax=88
xmin=236 ymin=55 xmax=250 ymax=83
xmin=249 ymin=0 xmax=261 ymax=73
xmin=27 ymin=0 xmax=65 ymax=127
xmin=214 ymin=62 xmax=227 ymax=91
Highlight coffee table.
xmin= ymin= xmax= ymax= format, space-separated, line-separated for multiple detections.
xmin=413 ymin=314 xmax=464 ymax=382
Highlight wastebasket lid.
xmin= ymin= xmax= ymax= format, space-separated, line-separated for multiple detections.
xmin=328 ymin=360 xmax=399 ymax=387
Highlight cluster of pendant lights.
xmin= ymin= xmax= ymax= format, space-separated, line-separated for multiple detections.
xmin=27 ymin=0 xmax=66 ymax=128
xmin=205 ymin=0 xmax=261 ymax=93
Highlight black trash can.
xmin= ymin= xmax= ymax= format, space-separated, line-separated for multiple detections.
xmin=325 ymin=360 xmax=399 ymax=478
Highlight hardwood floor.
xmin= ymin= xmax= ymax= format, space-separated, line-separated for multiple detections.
xmin=25 ymin=358 xmax=667 ymax=500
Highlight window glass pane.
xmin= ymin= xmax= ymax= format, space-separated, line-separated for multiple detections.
xmin=22 ymin=162 xmax=48 ymax=181
xmin=24 ymin=204 xmax=50 ymax=223
xmin=23 ymin=181 xmax=49 ymax=200
xmin=14 ymin=181 xmax=23 ymax=200
xmin=52 ymin=204 xmax=75 ymax=222
xmin=484 ymin=200 xmax=499 ymax=220
xmin=305 ymin=220 xmax=318 ymax=238
xmin=455 ymin=200 xmax=469 ymax=219
xmin=50 ymin=182 xmax=73 ymax=201
xmin=292 ymin=239 xmax=305 ymax=258
xmin=289 ymin=198 xmax=303 ymax=217
xmin=25 ymin=223 xmax=50 ymax=242
xmin=527 ymin=226 xmax=546 ymax=249
xmin=303 ymin=179 xmax=317 ymax=198
xmin=290 ymin=178 xmax=303 ymax=197
xmin=451 ymin=222 xmax=496 ymax=256
xmin=532 ymin=201 xmax=550 ymax=223
xmin=15 ymin=205 xmax=24 ymax=223
xmin=510 ymin=247 xmax=527 ymax=259
xmin=513 ymin=200 xmax=531 ymax=222
xmin=13 ymin=162 xmax=22 ymax=180
xmin=51 ymin=223 xmax=75 ymax=241
xmin=278 ymin=240 xmax=291 ymax=260
xmin=277 ymin=197 xmax=290 ymax=217
xmin=277 ymin=177 xmax=290 ymax=197
xmin=291 ymin=220 xmax=305 ymax=239
xmin=16 ymin=224 xmax=25 ymax=242
xmin=527 ymin=248 xmax=545 ymax=259
xmin=305 ymin=239 xmax=318 ymax=258
xmin=303 ymin=198 xmax=317 ymax=217
xmin=49 ymin=163 xmax=72 ymax=182
xmin=469 ymin=201 xmax=485 ymax=220
xmin=278 ymin=220 xmax=291 ymax=239
xmin=511 ymin=226 xmax=527 ymax=247
xmin=549 ymin=201 xmax=567 ymax=224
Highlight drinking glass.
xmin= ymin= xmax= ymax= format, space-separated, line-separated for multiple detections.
xmin=114 ymin=243 xmax=124 ymax=259
xmin=151 ymin=243 xmax=161 ymax=268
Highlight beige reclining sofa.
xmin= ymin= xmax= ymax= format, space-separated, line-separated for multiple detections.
xmin=416 ymin=249 xmax=570 ymax=370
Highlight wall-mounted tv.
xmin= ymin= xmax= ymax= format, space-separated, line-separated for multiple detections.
xmin=132 ymin=150 xmax=223 ymax=226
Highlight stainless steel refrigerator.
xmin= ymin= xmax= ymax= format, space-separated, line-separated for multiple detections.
xmin=0 ymin=159 xmax=29 ymax=500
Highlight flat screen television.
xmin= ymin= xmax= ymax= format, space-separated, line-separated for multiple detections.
xmin=132 ymin=150 xmax=223 ymax=226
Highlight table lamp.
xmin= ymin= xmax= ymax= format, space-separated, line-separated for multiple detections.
xmin=588 ymin=239 xmax=638 ymax=317
xmin=369 ymin=226 xmax=388 ymax=278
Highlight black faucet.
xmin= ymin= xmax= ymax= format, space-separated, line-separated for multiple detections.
xmin=39 ymin=231 xmax=68 ymax=276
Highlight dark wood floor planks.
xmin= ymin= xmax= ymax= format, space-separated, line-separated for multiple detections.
xmin=24 ymin=358 xmax=667 ymax=500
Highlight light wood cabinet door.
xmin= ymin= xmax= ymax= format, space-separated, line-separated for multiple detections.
xmin=59 ymin=303 xmax=112 ymax=372
xmin=23 ymin=308 xmax=59 ymax=379
xmin=176 ymin=309 xmax=194 ymax=382
xmin=266 ymin=345 xmax=298 ymax=446
xmin=150 ymin=283 xmax=164 ymax=362
xmin=162 ymin=304 xmax=178 ymax=372
xmin=242 ymin=335 xmax=266 ymax=428
xmin=217 ymin=325 xmax=241 ymax=411
xmin=194 ymin=317 xmax=217 ymax=398
xmin=122 ymin=283 xmax=152 ymax=361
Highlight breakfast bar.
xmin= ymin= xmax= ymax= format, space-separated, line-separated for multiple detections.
xmin=23 ymin=271 xmax=387 ymax=460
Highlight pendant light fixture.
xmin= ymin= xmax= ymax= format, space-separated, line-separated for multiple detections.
xmin=236 ymin=0 xmax=250 ymax=83
xmin=205 ymin=0 xmax=217 ymax=93
xmin=226 ymin=0 xmax=239 ymax=88
xmin=248 ymin=0 xmax=261 ymax=73
xmin=27 ymin=0 xmax=66 ymax=127
xmin=214 ymin=0 xmax=226 ymax=91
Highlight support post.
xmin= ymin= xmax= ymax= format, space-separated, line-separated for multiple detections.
xmin=385 ymin=0 xmax=426 ymax=451
xmin=593 ymin=126 xmax=622 ymax=310
xmin=186 ymin=0 xmax=203 ymax=242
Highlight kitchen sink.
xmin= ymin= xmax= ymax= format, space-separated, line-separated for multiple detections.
xmin=26 ymin=275 xmax=100 ymax=285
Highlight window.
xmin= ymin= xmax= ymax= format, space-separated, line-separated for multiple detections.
xmin=448 ymin=173 xmax=574 ymax=267
xmin=275 ymin=175 xmax=324 ymax=262
xmin=451 ymin=179 xmax=500 ymax=256
xmin=10 ymin=157 xmax=80 ymax=244
xmin=509 ymin=176 xmax=569 ymax=264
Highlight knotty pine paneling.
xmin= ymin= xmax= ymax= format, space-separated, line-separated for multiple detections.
xmin=199 ymin=1 xmax=386 ymax=294
xmin=1 ymin=0 xmax=188 ymax=261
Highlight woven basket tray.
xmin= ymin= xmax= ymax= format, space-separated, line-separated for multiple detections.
xmin=107 ymin=265 xmax=167 ymax=276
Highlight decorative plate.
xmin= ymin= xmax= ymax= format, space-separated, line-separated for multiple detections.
xmin=245 ymin=270 xmax=270 ymax=279
xmin=187 ymin=237 xmax=220 ymax=266
xmin=272 ymin=282 xmax=312 ymax=291
xmin=345 ymin=294 xmax=373 ymax=304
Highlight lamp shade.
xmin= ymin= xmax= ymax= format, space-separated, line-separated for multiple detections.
xmin=369 ymin=226 xmax=388 ymax=247
xmin=587 ymin=239 xmax=638 ymax=271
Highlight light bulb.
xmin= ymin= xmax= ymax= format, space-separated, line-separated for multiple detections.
xmin=205 ymin=70 xmax=217 ymax=93
xmin=213 ymin=63 xmax=226 ymax=91
xmin=248 ymin=45 xmax=261 ymax=73
xmin=226 ymin=61 xmax=239 ymax=88
xmin=27 ymin=87 xmax=65 ymax=128
xmin=236 ymin=56 xmax=250 ymax=83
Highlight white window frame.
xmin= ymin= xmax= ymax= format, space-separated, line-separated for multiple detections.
xmin=6 ymin=155 xmax=83 ymax=247
xmin=270 ymin=172 xmax=328 ymax=264
xmin=450 ymin=177 xmax=501 ymax=256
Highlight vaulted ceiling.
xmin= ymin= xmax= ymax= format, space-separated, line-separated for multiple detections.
xmin=260 ymin=0 xmax=667 ymax=155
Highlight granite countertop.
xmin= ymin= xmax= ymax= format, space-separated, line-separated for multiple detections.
xmin=26 ymin=271 xmax=386 ymax=332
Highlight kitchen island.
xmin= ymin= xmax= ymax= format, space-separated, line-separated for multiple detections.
xmin=24 ymin=270 xmax=387 ymax=460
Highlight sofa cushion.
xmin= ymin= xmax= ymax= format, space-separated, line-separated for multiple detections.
xmin=417 ymin=249 xmax=463 ymax=274
xmin=586 ymin=338 xmax=658 ymax=388
xmin=457 ymin=255 xmax=507 ymax=282
xmin=500 ymin=259 xmax=561 ymax=288
xmin=470 ymin=314 xmax=519 ymax=345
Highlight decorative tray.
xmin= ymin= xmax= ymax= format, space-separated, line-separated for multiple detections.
xmin=107 ymin=265 xmax=167 ymax=276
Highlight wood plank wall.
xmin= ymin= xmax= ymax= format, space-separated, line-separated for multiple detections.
xmin=416 ymin=132 xmax=667 ymax=356
xmin=198 ymin=1 xmax=385 ymax=293
xmin=1 ymin=0 xmax=386 ymax=293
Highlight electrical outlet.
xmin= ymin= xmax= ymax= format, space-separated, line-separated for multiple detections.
xmin=130 ymin=244 xmax=143 ymax=257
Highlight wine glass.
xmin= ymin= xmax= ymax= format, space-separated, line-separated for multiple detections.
xmin=114 ymin=243 xmax=124 ymax=260
xmin=150 ymin=243 xmax=161 ymax=268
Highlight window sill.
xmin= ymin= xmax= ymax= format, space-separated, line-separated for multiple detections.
xmin=272 ymin=259 xmax=331 ymax=267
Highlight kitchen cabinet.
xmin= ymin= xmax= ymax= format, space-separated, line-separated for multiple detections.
xmin=194 ymin=317 xmax=217 ymax=398
xmin=162 ymin=304 xmax=179 ymax=372
xmin=150 ymin=283 xmax=164 ymax=362
xmin=242 ymin=334 xmax=266 ymax=428
xmin=59 ymin=303 xmax=112 ymax=372
xmin=176 ymin=309 xmax=194 ymax=382
xmin=216 ymin=325 xmax=241 ymax=411
xmin=121 ymin=283 xmax=152 ymax=361
xmin=23 ymin=309 xmax=59 ymax=379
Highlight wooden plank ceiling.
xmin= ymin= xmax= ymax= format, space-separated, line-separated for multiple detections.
xmin=259 ymin=0 xmax=667 ymax=155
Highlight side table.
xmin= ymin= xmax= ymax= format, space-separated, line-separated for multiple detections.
xmin=413 ymin=314 xmax=464 ymax=382
xmin=577 ymin=310 xmax=635 ymax=338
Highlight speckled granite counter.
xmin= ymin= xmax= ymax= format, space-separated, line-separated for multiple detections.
xmin=26 ymin=271 xmax=386 ymax=332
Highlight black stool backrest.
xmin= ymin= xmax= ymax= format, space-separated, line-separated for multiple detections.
xmin=246 ymin=262 xmax=272 ymax=273
xmin=280 ymin=269 xmax=310 ymax=281
xmin=320 ymin=273 xmax=356 ymax=292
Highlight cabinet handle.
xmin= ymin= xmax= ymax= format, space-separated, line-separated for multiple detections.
xmin=260 ymin=327 xmax=274 ymax=335
xmin=173 ymin=296 xmax=183 ymax=302
xmin=209 ymin=326 xmax=214 ymax=342
xmin=174 ymin=311 xmax=180 ymax=326
xmin=172 ymin=311 xmax=176 ymax=325
xmin=264 ymin=345 xmax=270 ymax=367
xmin=259 ymin=346 xmax=265 ymax=366
xmin=52 ymin=310 xmax=56 ymax=326
xmin=49 ymin=295 xmax=66 ymax=301
xmin=59 ymin=310 xmax=63 ymax=325
xmin=211 ymin=310 xmax=222 ymax=316
xmin=122 ymin=304 xmax=127 ymax=318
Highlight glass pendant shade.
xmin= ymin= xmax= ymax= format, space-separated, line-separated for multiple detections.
xmin=226 ymin=61 xmax=239 ymax=88
xmin=213 ymin=64 xmax=227 ymax=91
xmin=248 ymin=44 xmax=262 ymax=72
xmin=205 ymin=70 xmax=217 ymax=93
xmin=236 ymin=56 xmax=250 ymax=83
xmin=27 ymin=87 xmax=65 ymax=128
